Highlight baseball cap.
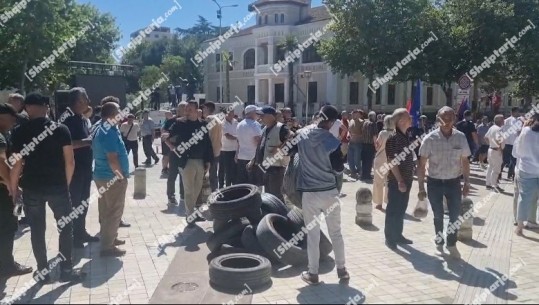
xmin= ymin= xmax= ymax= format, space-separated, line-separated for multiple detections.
xmin=24 ymin=93 xmax=50 ymax=106
xmin=244 ymin=105 xmax=258 ymax=114
xmin=0 ymin=103 xmax=22 ymax=118
xmin=257 ymin=106 xmax=276 ymax=115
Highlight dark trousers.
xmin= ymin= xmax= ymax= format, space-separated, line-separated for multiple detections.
xmin=361 ymin=143 xmax=376 ymax=179
xmin=384 ymin=180 xmax=412 ymax=243
xmin=502 ymin=144 xmax=516 ymax=178
xmin=142 ymin=135 xmax=158 ymax=162
xmin=236 ymin=160 xmax=250 ymax=184
xmin=264 ymin=167 xmax=286 ymax=202
xmin=124 ymin=139 xmax=139 ymax=168
xmin=24 ymin=185 xmax=73 ymax=271
xmin=427 ymin=177 xmax=462 ymax=247
xmin=209 ymin=155 xmax=219 ymax=191
xmin=219 ymin=151 xmax=237 ymax=188
xmin=69 ymin=165 xmax=92 ymax=239
xmin=167 ymin=154 xmax=184 ymax=200
xmin=0 ymin=185 xmax=17 ymax=270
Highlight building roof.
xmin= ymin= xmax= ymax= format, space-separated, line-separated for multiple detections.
xmin=248 ymin=0 xmax=309 ymax=11
xmin=295 ymin=6 xmax=332 ymax=25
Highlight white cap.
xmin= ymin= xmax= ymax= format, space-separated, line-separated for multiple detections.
xmin=244 ymin=105 xmax=258 ymax=114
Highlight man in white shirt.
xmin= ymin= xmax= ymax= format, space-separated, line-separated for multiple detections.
xmin=219 ymin=109 xmax=238 ymax=187
xmin=120 ymin=114 xmax=141 ymax=169
xmin=485 ymin=115 xmax=505 ymax=191
xmin=140 ymin=110 xmax=159 ymax=165
xmin=236 ymin=105 xmax=262 ymax=184
xmin=501 ymin=107 xmax=522 ymax=180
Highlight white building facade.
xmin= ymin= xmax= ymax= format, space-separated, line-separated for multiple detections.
xmin=130 ymin=27 xmax=175 ymax=43
xmin=203 ymin=0 xmax=526 ymax=118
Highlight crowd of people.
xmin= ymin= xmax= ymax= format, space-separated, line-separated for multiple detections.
xmin=0 ymin=87 xmax=538 ymax=288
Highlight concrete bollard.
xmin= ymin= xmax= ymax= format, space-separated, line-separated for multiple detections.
xmin=134 ymin=167 xmax=146 ymax=199
xmin=458 ymin=198 xmax=474 ymax=241
xmin=355 ymin=188 xmax=373 ymax=226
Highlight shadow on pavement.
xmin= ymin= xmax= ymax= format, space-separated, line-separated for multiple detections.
xmin=404 ymin=213 xmax=421 ymax=222
xmin=445 ymin=260 xmax=518 ymax=301
xmin=460 ymin=239 xmax=487 ymax=248
xmin=297 ymin=283 xmax=363 ymax=304
xmin=157 ymin=225 xmax=211 ymax=256
xmin=357 ymin=223 xmax=380 ymax=232
xmin=473 ymin=217 xmax=486 ymax=226
xmin=395 ymin=245 xmax=454 ymax=281
xmin=81 ymin=257 xmax=123 ymax=289
xmin=271 ymin=256 xmax=336 ymax=279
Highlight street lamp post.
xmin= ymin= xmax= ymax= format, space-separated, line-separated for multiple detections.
xmin=212 ymin=0 xmax=238 ymax=103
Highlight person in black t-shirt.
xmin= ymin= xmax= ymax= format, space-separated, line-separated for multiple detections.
xmin=0 ymin=103 xmax=33 ymax=278
xmin=9 ymin=93 xmax=85 ymax=283
xmin=455 ymin=110 xmax=479 ymax=159
xmin=63 ymin=87 xmax=99 ymax=249
xmin=163 ymin=102 xmax=187 ymax=208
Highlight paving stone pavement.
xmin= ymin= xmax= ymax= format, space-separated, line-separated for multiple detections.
xmin=1 ymin=143 xmax=538 ymax=304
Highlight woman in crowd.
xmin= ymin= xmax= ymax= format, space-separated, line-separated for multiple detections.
xmin=514 ymin=112 xmax=539 ymax=236
xmin=373 ymin=115 xmax=394 ymax=210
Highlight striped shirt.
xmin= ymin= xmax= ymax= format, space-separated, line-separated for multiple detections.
xmin=385 ymin=129 xmax=415 ymax=183
xmin=361 ymin=120 xmax=378 ymax=144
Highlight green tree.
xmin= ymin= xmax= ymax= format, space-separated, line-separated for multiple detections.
xmin=160 ymin=55 xmax=185 ymax=86
xmin=277 ymin=35 xmax=299 ymax=110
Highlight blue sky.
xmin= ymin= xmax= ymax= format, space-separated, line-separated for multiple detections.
xmin=78 ymin=0 xmax=324 ymax=47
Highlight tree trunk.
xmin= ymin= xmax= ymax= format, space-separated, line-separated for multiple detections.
xmin=287 ymin=63 xmax=294 ymax=111
xmin=20 ymin=58 xmax=28 ymax=94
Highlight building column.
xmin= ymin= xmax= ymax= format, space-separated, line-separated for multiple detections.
xmin=284 ymin=78 xmax=289 ymax=106
xmin=255 ymin=78 xmax=260 ymax=104
xmin=362 ymin=77 xmax=369 ymax=109
xmin=268 ymin=44 xmax=274 ymax=67
xmin=327 ymin=72 xmax=338 ymax=108
xmin=268 ymin=78 xmax=274 ymax=105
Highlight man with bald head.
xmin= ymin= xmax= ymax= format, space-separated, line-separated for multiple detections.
xmin=418 ymin=106 xmax=471 ymax=259
xmin=92 ymin=97 xmax=130 ymax=257
xmin=485 ymin=114 xmax=506 ymax=191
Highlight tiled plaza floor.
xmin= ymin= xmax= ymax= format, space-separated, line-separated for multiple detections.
xmin=1 ymin=144 xmax=538 ymax=304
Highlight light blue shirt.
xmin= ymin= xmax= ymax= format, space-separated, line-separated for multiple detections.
xmin=92 ymin=122 xmax=130 ymax=180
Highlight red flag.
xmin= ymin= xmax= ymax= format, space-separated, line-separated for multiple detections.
xmin=406 ymin=98 xmax=412 ymax=113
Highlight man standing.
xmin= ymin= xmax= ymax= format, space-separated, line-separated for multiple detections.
xmin=92 ymin=98 xmax=130 ymax=257
xmin=140 ymin=110 xmax=159 ymax=165
xmin=347 ymin=110 xmax=364 ymax=180
xmin=236 ymin=105 xmax=262 ymax=184
xmin=7 ymin=93 xmax=29 ymax=126
xmin=164 ymin=102 xmax=187 ymax=208
xmin=476 ymin=116 xmax=491 ymax=169
xmin=297 ymin=105 xmax=349 ymax=285
xmin=160 ymin=111 xmax=174 ymax=175
xmin=501 ymin=107 xmax=522 ymax=180
xmin=219 ymin=109 xmax=238 ymax=188
xmin=485 ymin=114 xmax=505 ymax=191
xmin=168 ymin=101 xmax=213 ymax=226
xmin=360 ymin=111 xmax=378 ymax=181
xmin=10 ymin=93 xmax=84 ymax=282
xmin=201 ymin=102 xmax=223 ymax=191
xmin=0 ymin=104 xmax=32 ymax=278
xmin=255 ymin=106 xmax=290 ymax=201
xmin=455 ymin=110 xmax=479 ymax=160
xmin=120 ymin=114 xmax=140 ymax=169
xmin=63 ymin=87 xmax=99 ymax=249
xmin=418 ymin=106 xmax=471 ymax=259
xmin=384 ymin=109 xmax=414 ymax=250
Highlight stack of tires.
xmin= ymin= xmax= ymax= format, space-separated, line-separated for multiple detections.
xmin=207 ymin=184 xmax=334 ymax=291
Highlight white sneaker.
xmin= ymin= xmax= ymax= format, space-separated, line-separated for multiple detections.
xmin=447 ymin=246 xmax=461 ymax=259
xmin=435 ymin=245 xmax=445 ymax=256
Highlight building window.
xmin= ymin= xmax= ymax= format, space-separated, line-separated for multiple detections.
xmin=217 ymin=86 xmax=221 ymax=102
xmin=349 ymin=82 xmax=359 ymax=105
xmin=215 ymin=54 xmax=221 ymax=72
xmin=308 ymin=82 xmax=317 ymax=104
xmin=281 ymin=14 xmax=285 ymax=23
xmin=388 ymin=84 xmax=396 ymax=105
xmin=275 ymin=83 xmax=284 ymax=104
xmin=258 ymin=16 xmax=262 ymax=25
xmin=247 ymin=85 xmax=255 ymax=104
xmin=275 ymin=14 xmax=278 ymax=23
xmin=427 ymin=86 xmax=433 ymax=105
xmin=265 ymin=15 xmax=268 ymax=24
xmin=302 ymin=45 xmax=323 ymax=63
xmin=275 ymin=47 xmax=286 ymax=64
xmin=375 ymin=87 xmax=381 ymax=105
xmin=243 ymin=49 xmax=255 ymax=70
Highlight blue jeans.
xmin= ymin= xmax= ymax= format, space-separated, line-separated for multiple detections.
xmin=517 ymin=171 xmax=539 ymax=222
xmin=385 ymin=180 xmax=412 ymax=243
xmin=427 ymin=177 xmax=462 ymax=247
xmin=347 ymin=142 xmax=362 ymax=175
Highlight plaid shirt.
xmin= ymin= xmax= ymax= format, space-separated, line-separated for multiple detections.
xmin=419 ymin=128 xmax=471 ymax=179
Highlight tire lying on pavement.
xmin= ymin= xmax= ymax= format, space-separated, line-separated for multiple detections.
xmin=209 ymin=184 xmax=263 ymax=223
xmin=286 ymin=207 xmax=333 ymax=258
xmin=261 ymin=193 xmax=290 ymax=217
xmin=256 ymin=213 xmax=308 ymax=266
xmin=209 ymin=253 xmax=272 ymax=291
xmin=282 ymin=153 xmax=302 ymax=209
xmin=241 ymin=225 xmax=266 ymax=256
xmin=207 ymin=219 xmax=249 ymax=253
